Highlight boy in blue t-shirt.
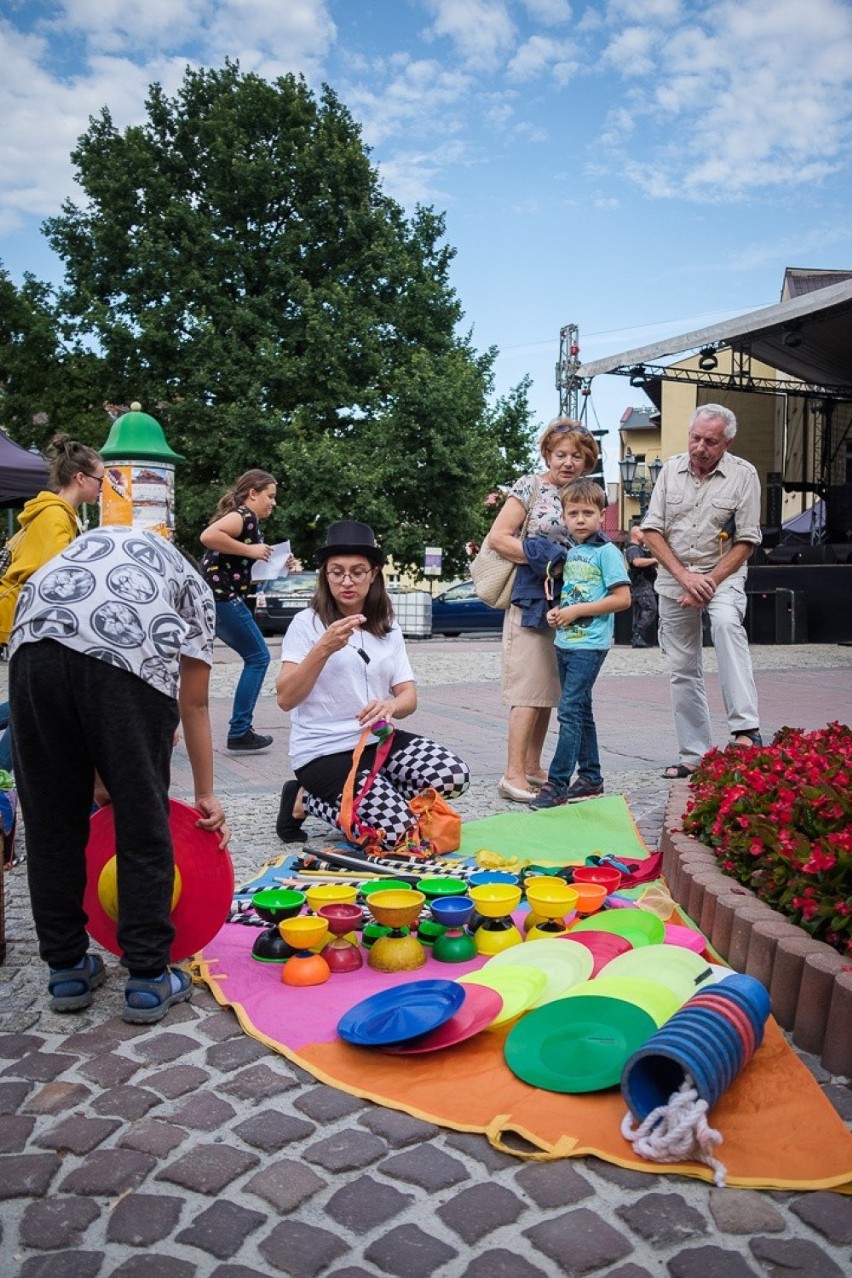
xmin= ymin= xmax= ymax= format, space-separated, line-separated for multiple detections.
xmin=530 ymin=479 xmax=631 ymax=809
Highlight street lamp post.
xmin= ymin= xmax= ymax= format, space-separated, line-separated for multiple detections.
xmin=619 ymin=448 xmax=663 ymax=519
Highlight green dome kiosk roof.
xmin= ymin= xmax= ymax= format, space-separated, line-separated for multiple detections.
xmin=100 ymin=403 xmax=185 ymax=464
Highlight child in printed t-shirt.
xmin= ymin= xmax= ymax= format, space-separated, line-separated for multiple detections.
xmin=529 ymin=479 xmax=631 ymax=810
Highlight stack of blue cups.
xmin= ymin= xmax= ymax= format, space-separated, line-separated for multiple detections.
xmin=621 ymin=973 xmax=771 ymax=1121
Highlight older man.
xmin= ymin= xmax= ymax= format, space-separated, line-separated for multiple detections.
xmin=642 ymin=404 xmax=762 ymax=777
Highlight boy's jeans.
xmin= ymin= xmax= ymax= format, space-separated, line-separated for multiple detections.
xmin=548 ymin=647 xmax=608 ymax=790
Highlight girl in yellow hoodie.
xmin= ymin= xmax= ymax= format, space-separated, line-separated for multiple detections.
xmin=0 ymin=434 xmax=104 ymax=771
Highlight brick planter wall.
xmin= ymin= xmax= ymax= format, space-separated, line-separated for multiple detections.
xmin=662 ymin=780 xmax=850 ymax=1077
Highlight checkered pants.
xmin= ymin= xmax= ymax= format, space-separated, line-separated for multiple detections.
xmin=301 ymin=734 xmax=470 ymax=849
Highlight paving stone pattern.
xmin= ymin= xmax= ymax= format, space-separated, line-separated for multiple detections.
xmin=0 ymin=642 xmax=850 ymax=1276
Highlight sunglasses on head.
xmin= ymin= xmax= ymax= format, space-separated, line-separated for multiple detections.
xmin=553 ymin=423 xmax=592 ymax=437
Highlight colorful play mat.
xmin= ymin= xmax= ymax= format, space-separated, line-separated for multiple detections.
xmin=197 ymin=797 xmax=852 ymax=1191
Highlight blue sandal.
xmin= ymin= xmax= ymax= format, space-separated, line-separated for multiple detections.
xmin=48 ymin=954 xmax=106 ymax=1012
xmin=123 ymin=966 xmax=193 ymax=1024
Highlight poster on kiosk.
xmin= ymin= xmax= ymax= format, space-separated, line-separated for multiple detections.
xmin=100 ymin=463 xmax=176 ymax=537
xmin=98 ymin=404 xmax=184 ymax=539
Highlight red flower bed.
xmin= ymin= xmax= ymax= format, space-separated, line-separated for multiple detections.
xmin=682 ymin=723 xmax=852 ymax=958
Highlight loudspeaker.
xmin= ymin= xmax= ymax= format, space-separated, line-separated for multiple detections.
xmin=746 ymin=589 xmax=808 ymax=644
xmin=775 ymin=589 xmax=808 ymax=643
xmin=745 ymin=591 xmax=777 ymax=644
xmin=768 ymin=543 xmax=836 ymax=565
xmin=793 ymin=545 xmax=836 ymax=564
xmin=826 ymin=484 xmax=852 ymax=542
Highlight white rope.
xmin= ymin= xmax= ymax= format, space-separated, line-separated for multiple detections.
xmin=621 ymin=1076 xmax=728 ymax=1187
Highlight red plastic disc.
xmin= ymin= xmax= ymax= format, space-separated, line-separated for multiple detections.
xmin=83 ymin=798 xmax=234 ymax=962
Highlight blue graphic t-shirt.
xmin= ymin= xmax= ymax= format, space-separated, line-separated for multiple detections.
xmin=9 ymin=527 xmax=215 ymax=699
xmin=555 ymin=538 xmax=629 ymax=651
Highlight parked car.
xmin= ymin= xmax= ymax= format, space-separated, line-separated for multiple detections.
xmin=253 ymin=571 xmax=318 ymax=635
xmin=430 ymin=579 xmax=503 ymax=636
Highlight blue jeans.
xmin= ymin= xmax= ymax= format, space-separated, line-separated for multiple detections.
xmin=0 ymin=699 xmax=11 ymax=772
xmin=214 ymin=599 xmax=270 ymax=739
xmin=547 ymin=648 xmax=608 ymax=790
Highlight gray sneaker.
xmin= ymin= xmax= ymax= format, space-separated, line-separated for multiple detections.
xmin=529 ymin=782 xmax=569 ymax=811
xmin=565 ymin=778 xmax=604 ymax=802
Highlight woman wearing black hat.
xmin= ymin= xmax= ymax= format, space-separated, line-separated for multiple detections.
xmin=275 ymin=521 xmax=469 ymax=848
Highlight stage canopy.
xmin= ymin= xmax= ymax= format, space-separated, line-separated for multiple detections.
xmin=0 ymin=431 xmax=49 ymax=508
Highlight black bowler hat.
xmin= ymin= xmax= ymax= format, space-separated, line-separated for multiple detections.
xmin=316 ymin=520 xmax=385 ymax=567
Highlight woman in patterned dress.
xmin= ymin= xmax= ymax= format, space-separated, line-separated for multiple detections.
xmin=485 ymin=420 xmax=599 ymax=802
xmin=199 ymin=470 xmax=278 ymax=752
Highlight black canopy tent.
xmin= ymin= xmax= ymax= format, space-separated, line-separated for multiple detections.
xmin=0 ymin=430 xmax=49 ymax=509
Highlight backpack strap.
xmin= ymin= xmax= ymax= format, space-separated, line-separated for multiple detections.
xmin=338 ymin=725 xmax=396 ymax=847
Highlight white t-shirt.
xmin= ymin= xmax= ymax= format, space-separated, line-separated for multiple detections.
xmin=280 ymin=608 xmax=416 ymax=770
xmin=9 ymin=527 xmax=215 ymax=699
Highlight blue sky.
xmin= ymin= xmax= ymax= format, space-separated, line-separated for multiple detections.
xmin=2 ymin=0 xmax=852 ymax=479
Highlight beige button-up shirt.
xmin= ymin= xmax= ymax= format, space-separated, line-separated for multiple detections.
xmin=641 ymin=450 xmax=762 ymax=600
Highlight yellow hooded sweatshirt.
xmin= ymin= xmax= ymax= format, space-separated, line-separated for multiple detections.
xmin=0 ymin=491 xmax=80 ymax=644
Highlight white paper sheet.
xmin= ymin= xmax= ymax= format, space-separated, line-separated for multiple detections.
xmin=251 ymin=540 xmax=291 ymax=582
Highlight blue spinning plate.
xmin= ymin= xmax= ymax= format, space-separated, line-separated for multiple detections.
xmin=337 ymin=979 xmax=466 ymax=1047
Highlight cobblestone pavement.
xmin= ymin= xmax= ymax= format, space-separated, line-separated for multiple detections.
xmin=1 ymin=642 xmax=851 ymax=1277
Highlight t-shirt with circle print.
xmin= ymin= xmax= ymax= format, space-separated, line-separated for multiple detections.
xmin=8 ymin=526 xmax=215 ymax=700
xmin=199 ymin=506 xmax=262 ymax=602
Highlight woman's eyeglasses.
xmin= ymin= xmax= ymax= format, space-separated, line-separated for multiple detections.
xmin=85 ymin=472 xmax=105 ymax=488
xmin=327 ymin=567 xmax=373 ymax=583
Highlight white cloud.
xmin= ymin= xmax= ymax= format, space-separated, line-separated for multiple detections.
xmin=597 ymin=0 xmax=852 ymax=199
xmin=344 ymin=57 xmax=473 ymax=148
xmin=205 ymin=0 xmax=336 ymax=70
xmin=512 ymin=120 xmax=548 ymax=143
xmin=375 ymin=141 xmax=470 ymax=208
xmin=420 ymin=0 xmax=516 ymax=68
xmin=521 ymin=0 xmax=573 ymax=24
xmin=725 ymin=222 xmax=852 ymax=272
xmin=482 ymin=96 xmax=516 ymax=129
xmin=0 ymin=23 xmax=189 ymax=235
xmin=59 ymin=0 xmax=336 ymax=76
xmin=506 ymin=34 xmax=580 ymax=84
xmin=606 ymin=0 xmax=682 ymax=21
xmin=60 ymin=0 xmax=208 ymax=52
xmin=0 ymin=0 xmax=339 ymax=243
xmin=602 ymin=25 xmax=658 ymax=76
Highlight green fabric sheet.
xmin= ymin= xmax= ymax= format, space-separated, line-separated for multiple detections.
xmin=456 ymin=795 xmax=650 ymax=866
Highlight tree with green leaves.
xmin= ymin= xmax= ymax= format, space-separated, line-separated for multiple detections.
xmin=44 ymin=61 xmax=535 ymax=572
xmin=0 ymin=268 xmax=104 ymax=455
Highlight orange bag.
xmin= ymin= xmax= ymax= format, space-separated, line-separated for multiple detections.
xmin=407 ymin=788 xmax=461 ymax=855
xmin=339 ymin=728 xmax=461 ymax=858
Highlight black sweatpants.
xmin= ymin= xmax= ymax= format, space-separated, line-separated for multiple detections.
xmin=10 ymin=641 xmax=180 ymax=975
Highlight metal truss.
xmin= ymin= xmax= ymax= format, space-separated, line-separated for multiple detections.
xmin=556 ymin=323 xmax=583 ymax=418
xmin=575 ymin=344 xmax=852 ymax=400
xmin=555 ymin=323 xmax=607 ymax=487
